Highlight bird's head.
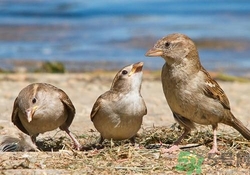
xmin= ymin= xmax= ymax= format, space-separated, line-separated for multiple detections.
xmin=21 ymin=84 xmax=44 ymax=123
xmin=111 ymin=62 xmax=144 ymax=93
xmin=145 ymin=33 xmax=199 ymax=66
xmin=25 ymin=100 xmax=38 ymax=123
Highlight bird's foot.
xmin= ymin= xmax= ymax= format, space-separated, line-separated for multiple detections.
xmin=73 ymin=142 xmax=82 ymax=151
xmin=64 ymin=129 xmax=81 ymax=151
xmin=208 ymin=148 xmax=220 ymax=155
xmin=161 ymin=145 xmax=180 ymax=154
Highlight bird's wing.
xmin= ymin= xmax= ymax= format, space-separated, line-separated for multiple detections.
xmin=90 ymin=91 xmax=118 ymax=121
xmin=141 ymin=96 xmax=148 ymax=115
xmin=58 ymin=89 xmax=76 ymax=128
xmin=11 ymin=98 xmax=29 ymax=135
xmin=201 ymin=67 xmax=230 ymax=110
xmin=90 ymin=97 xmax=102 ymax=122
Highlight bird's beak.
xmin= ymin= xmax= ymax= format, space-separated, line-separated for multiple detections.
xmin=129 ymin=62 xmax=144 ymax=76
xmin=145 ymin=48 xmax=163 ymax=57
xmin=26 ymin=106 xmax=38 ymax=123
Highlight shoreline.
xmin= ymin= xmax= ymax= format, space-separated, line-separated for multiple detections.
xmin=1 ymin=59 xmax=250 ymax=79
xmin=0 ymin=36 xmax=250 ymax=76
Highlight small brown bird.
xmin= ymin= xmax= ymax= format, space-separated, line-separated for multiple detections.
xmin=11 ymin=83 xmax=81 ymax=150
xmin=90 ymin=62 xmax=147 ymax=144
xmin=145 ymin=33 xmax=250 ymax=154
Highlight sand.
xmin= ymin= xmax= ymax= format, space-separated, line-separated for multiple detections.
xmin=1 ymin=72 xmax=250 ymax=174
xmin=0 ymin=72 xmax=250 ymax=140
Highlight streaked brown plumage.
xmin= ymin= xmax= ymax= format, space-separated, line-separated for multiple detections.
xmin=11 ymin=83 xmax=81 ymax=150
xmin=145 ymin=33 xmax=250 ymax=154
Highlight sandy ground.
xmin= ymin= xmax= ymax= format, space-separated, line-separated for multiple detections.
xmin=0 ymin=72 xmax=250 ymax=141
xmin=1 ymin=72 xmax=250 ymax=174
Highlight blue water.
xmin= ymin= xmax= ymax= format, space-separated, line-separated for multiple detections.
xmin=0 ymin=0 xmax=250 ymax=75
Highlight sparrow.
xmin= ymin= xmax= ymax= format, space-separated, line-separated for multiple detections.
xmin=145 ymin=33 xmax=250 ymax=154
xmin=90 ymin=62 xmax=147 ymax=144
xmin=11 ymin=83 xmax=81 ymax=150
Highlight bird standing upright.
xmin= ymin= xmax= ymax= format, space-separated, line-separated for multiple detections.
xmin=90 ymin=62 xmax=147 ymax=144
xmin=11 ymin=83 xmax=81 ymax=150
xmin=145 ymin=33 xmax=250 ymax=154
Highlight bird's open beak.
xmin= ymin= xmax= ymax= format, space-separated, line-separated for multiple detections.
xmin=145 ymin=48 xmax=163 ymax=57
xmin=129 ymin=62 xmax=144 ymax=76
xmin=26 ymin=106 xmax=38 ymax=123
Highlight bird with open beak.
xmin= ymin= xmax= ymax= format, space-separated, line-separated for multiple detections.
xmin=11 ymin=83 xmax=81 ymax=150
xmin=145 ymin=33 xmax=250 ymax=154
xmin=90 ymin=62 xmax=147 ymax=144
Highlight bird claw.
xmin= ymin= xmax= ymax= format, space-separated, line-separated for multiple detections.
xmin=208 ymin=148 xmax=220 ymax=155
xmin=73 ymin=143 xmax=82 ymax=151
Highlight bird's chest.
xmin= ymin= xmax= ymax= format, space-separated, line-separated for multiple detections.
xmin=113 ymin=92 xmax=144 ymax=117
xmin=20 ymin=102 xmax=67 ymax=135
xmin=93 ymin=92 xmax=145 ymax=140
xmin=161 ymin=65 xmax=199 ymax=115
xmin=98 ymin=92 xmax=145 ymax=127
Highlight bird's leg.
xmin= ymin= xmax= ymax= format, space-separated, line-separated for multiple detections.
xmin=129 ymin=136 xmax=136 ymax=145
xmin=29 ymin=135 xmax=41 ymax=151
xmin=31 ymin=135 xmax=37 ymax=144
xmin=64 ymin=128 xmax=81 ymax=150
xmin=208 ymin=125 xmax=220 ymax=155
xmin=98 ymin=135 xmax=104 ymax=144
xmin=129 ymin=135 xmax=140 ymax=148
xmin=161 ymin=127 xmax=190 ymax=153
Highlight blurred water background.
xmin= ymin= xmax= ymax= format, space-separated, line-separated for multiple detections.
xmin=0 ymin=0 xmax=250 ymax=76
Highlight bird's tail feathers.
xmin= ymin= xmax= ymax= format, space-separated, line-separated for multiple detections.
xmin=225 ymin=113 xmax=250 ymax=140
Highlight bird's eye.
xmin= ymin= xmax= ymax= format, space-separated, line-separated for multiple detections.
xmin=122 ymin=70 xmax=128 ymax=75
xmin=165 ymin=42 xmax=170 ymax=48
xmin=32 ymin=98 xmax=36 ymax=104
